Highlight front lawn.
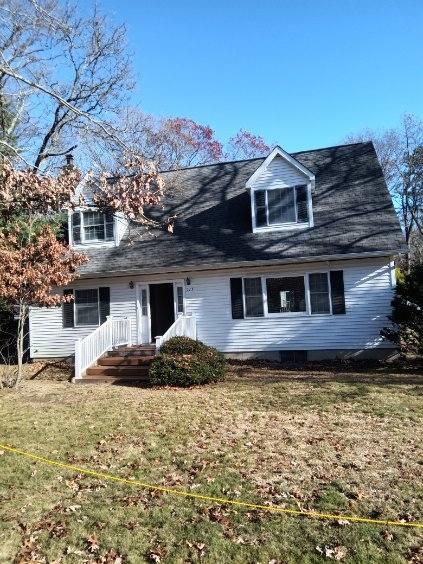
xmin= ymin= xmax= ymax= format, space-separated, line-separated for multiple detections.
xmin=0 ymin=363 xmax=422 ymax=563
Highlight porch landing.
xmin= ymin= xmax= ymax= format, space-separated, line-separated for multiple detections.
xmin=75 ymin=344 xmax=156 ymax=384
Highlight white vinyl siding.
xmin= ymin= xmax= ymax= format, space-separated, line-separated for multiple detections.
xmin=254 ymin=155 xmax=307 ymax=189
xmin=29 ymin=259 xmax=394 ymax=358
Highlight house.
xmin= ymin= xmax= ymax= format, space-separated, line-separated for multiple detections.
xmin=29 ymin=142 xmax=406 ymax=382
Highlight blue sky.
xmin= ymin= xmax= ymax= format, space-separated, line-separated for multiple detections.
xmin=101 ymin=0 xmax=423 ymax=153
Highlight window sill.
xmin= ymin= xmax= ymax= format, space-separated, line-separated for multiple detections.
xmin=242 ymin=312 xmax=309 ymax=319
xmin=72 ymin=240 xmax=116 ymax=249
xmin=253 ymin=222 xmax=310 ymax=233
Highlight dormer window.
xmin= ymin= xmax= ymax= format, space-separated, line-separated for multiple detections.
xmin=254 ymin=185 xmax=309 ymax=228
xmin=247 ymin=147 xmax=315 ymax=233
xmin=71 ymin=210 xmax=114 ymax=245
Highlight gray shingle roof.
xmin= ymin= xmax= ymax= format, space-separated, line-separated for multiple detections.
xmin=79 ymin=142 xmax=406 ymax=278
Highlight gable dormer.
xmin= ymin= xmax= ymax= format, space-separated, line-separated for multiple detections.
xmin=246 ymin=147 xmax=315 ymax=232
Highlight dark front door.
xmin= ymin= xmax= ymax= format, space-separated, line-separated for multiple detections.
xmin=149 ymin=283 xmax=175 ymax=340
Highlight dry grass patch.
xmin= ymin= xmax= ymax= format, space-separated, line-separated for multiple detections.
xmin=0 ymin=362 xmax=422 ymax=562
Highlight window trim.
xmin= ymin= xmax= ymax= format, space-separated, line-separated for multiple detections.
xmin=251 ymin=183 xmax=312 ymax=232
xmin=236 ymin=270 xmax=336 ymax=319
xmin=70 ymin=209 xmax=115 ymax=246
xmin=74 ymin=287 xmax=100 ymax=327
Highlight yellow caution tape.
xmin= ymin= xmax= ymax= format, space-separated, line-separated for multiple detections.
xmin=1 ymin=443 xmax=422 ymax=529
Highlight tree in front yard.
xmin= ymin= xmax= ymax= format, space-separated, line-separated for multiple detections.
xmin=381 ymin=264 xmax=423 ymax=355
xmin=0 ymin=162 xmax=88 ymax=385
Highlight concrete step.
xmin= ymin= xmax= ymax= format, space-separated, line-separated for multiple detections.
xmin=86 ymin=366 xmax=150 ymax=377
xmin=98 ymin=356 xmax=154 ymax=366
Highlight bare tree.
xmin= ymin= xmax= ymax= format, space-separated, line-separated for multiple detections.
xmin=0 ymin=0 xmax=133 ymax=171
xmin=345 ymin=114 xmax=423 ymax=262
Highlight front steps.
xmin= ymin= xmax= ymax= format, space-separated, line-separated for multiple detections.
xmin=76 ymin=345 xmax=156 ymax=384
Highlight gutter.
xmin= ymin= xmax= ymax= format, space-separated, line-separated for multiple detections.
xmin=77 ymin=249 xmax=406 ymax=281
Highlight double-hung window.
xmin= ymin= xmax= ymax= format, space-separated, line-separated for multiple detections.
xmin=243 ymin=278 xmax=264 ymax=317
xmin=308 ymin=272 xmax=331 ymax=314
xmin=254 ymin=185 xmax=309 ymax=229
xmin=71 ymin=210 xmax=114 ymax=245
xmin=74 ymin=288 xmax=99 ymax=326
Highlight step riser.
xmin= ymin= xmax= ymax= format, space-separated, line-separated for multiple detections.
xmin=107 ymin=349 xmax=156 ymax=357
xmin=99 ymin=357 xmax=154 ymax=366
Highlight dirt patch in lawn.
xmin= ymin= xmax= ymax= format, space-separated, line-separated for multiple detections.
xmin=0 ymin=364 xmax=422 ymax=563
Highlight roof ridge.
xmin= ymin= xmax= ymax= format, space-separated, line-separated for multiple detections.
xmin=159 ymin=156 xmax=264 ymax=173
xmin=159 ymin=141 xmax=372 ymax=173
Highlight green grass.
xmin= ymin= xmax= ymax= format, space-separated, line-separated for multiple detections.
xmin=0 ymin=363 xmax=422 ymax=563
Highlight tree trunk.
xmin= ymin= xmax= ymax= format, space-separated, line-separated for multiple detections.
xmin=15 ymin=303 xmax=27 ymax=387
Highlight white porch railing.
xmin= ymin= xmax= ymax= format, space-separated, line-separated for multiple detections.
xmin=155 ymin=314 xmax=196 ymax=351
xmin=74 ymin=316 xmax=132 ymax=379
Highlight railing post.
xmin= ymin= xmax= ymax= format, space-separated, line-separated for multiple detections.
xmin=107 ymin=315 xmax=113 ymax=348
xmin=74 ymin=338 xmax=82 ymax=379
xmin=127 ymin=317 xmax=132 ymax=347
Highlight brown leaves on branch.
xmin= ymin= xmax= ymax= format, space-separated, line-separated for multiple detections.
xmin=94 ymin=156 xmax=164 ymax=224
xmin=0 ymin=223 xmax=87 ymax=307
xmin=0 ymin=160 xmax=82 ymax=218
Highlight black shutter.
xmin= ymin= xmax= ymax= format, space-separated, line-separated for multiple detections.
xmin=230 ymin=278 xmax=244 ymax=319
xmin=295 ymin=185 xmax=309 ymax=223
xmin=254 ymin=190 xmax=267 ymax=227
xmin=99 ymin=287 xmax=110 ymax=324
xmin=71 ymin=212 xmax=81 ymax=244
xmin=105 ymin=212 xmax=114 ymax=240
xmin=330 ymin=271 xmax=346 ymax=314
xmin=62 ymin=289 xmax=74 ymax=328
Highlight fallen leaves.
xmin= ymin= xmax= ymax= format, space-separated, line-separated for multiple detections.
xmin=316 ymin=545 xmax=348 ymax=560
xmin=86 ymin=533 xmax=100 ymax=553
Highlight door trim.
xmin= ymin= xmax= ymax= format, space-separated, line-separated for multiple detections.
xmin=136 ymin=279 xmax=185 ymax=344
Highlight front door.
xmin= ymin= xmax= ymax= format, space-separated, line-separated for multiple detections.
xmin=149 ymin=283 xmax=175 ymax=341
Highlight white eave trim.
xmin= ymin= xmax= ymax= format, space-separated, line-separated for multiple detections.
xmin=246 ymin=145 xmax=315 ymax=189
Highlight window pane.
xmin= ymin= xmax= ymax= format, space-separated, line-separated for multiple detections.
xmin=177 ymin=286 xmax=184 ymax=313
xmin=244 ymin=278 xmax=264 ymax=317
xmin=84 ymin=225 xmax=105 ymax=240
xmin=83 ymin=211 xmax=107 ymax=241
xmin=141 ymin=289 xmax=148 ymax=316
xmin=309 ymin=273 xmax=330 ymax=314
xmin=84 ymin=211 xmax=103 ymax=226
xmin=75 ymin=289 xmax=99 ymax=325
xmin=266 ymin=277 xmax=306 ymax=313
xmin=268 ymin=188 xmax=296 ymax=224
xmin=254 ymin=190 xmax=267 ymax=227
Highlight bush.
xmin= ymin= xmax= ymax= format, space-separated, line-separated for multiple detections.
xmin=159 ymin=335 xmax=208 ymax=355
xmin=150 ymin=337 xmax=225 ymax=387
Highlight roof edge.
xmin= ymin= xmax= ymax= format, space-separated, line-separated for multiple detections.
xmin=78 ymin=249 xmax=404 ymax=280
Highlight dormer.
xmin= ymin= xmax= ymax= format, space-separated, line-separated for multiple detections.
xmin=247 ymin=146 xmax=315 ymax=233
xmin=68 ymin=175 xmax=127 ymax=248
